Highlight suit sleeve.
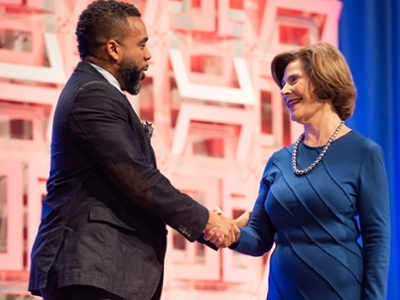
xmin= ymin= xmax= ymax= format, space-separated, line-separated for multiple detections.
xmin=69 ymin=81 xmax=209 ymax=242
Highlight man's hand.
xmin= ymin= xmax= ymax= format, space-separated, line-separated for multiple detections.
xmin=203 ymin=211 xmax=240 ymax=248
xmin=213 ymin=206 xmax=251 ymax=227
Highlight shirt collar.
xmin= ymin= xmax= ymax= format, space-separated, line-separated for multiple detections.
xmin=88 ymin=62 xmax=123 ymax=93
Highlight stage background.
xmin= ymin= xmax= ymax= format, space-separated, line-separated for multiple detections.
xmin=0 ymin=0 xmax=398 ymax=299
xmin=339 ymin=1 xmax=399 ymax=299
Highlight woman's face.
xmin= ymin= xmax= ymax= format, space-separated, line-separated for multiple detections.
xmin=280 ymin=60 xmax=323 ymax=124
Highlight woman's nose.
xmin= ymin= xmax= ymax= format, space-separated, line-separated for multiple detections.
xmin=280 ymin=84 xmax=291 ymax=96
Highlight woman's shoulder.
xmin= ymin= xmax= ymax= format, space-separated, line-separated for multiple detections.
xmin=330 ymin=130 xmax=385 ymax=166
xmin=270 ymin=146 xmax=292 ymax=162
xmin=340 ymin=129 xmax=382 ymax=151
xmin=261 ymin=147 xmax=291 ymax=177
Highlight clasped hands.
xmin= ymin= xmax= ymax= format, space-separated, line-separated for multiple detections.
xmin=203 ymin=207 xmax=251 ymax=248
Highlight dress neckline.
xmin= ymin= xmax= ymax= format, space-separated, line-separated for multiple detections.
xmin=300 ymin=129 xmax=353 ymax=150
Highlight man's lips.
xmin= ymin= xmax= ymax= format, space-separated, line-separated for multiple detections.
xmin=141 ymin=66 xmax=149 ymax=80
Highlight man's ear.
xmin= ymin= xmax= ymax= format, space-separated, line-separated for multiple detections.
xmin=106 ymin=39 xmax=120 ymax=61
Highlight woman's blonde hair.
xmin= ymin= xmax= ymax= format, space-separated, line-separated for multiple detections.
xmin=271 ymin=42 xmax=357 ymax=120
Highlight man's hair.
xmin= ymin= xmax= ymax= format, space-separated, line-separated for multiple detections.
xmin=271 ymin=42 xmax=357 ymax=120
xmin=75 ymin=0 xmax=141 ymax=60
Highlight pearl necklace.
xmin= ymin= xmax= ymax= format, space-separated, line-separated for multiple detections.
xmin=292 ymin=121 xmax=344 ymax=175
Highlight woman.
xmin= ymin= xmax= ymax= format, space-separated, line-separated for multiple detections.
xmin=227 ymin=42 xmax=390 ymax=299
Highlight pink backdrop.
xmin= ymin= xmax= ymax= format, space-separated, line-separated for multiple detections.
xmin=0 ymin=0 xmax=342 ymax=298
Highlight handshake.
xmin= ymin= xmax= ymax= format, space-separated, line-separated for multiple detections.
xmin=203 ymin=207 xmax=251 ymax=248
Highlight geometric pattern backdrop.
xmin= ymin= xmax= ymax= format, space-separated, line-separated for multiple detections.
xmin=0 ymin=0 xmax=342 ymax=298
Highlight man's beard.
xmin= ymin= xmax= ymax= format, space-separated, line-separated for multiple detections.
xmin=120 ymin=57 xmax=142 ymax=95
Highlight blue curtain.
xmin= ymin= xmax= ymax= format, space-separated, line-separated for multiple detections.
xmin=339 ymin=0 xmax=400 ymax=299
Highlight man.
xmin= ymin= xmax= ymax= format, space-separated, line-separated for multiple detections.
xmin=28 ymin=1 xmax=238 ymax=299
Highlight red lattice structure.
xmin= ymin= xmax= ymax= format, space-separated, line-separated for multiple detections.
xmin=0 ymin=0 xmax=342 ymax=298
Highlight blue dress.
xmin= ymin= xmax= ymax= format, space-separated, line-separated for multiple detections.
xmin=233 ymin=130 xmax=390 ymax=300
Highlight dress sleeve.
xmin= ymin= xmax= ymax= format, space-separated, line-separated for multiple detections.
xmin=357 ymin=144 xmax=390 ymax=299
xmin=231 ymin=156 xmax=276 ymax=256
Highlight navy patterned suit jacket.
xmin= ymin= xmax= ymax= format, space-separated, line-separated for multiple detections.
xmin=29 ymin=62 xmax=211 ymax=299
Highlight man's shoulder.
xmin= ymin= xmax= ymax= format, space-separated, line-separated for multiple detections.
xmin=63 ymin=63 xmax=113 ymax=94
xmin=70 ymin=61 xmax=104 ymax=82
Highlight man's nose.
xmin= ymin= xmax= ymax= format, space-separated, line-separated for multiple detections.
xmin=144 ymin=47 xmax=151 ymax=61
